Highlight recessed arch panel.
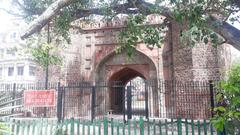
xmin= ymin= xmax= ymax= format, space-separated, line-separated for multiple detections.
xmin=94 ymin=50 xmax=158 ymax=116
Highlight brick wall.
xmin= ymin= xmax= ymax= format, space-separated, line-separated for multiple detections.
xmin=48 ymin=17 xmax=234 ymax=119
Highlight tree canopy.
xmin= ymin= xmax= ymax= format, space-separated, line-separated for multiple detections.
xmin=8 ymin=0 xmax=240 ymax=50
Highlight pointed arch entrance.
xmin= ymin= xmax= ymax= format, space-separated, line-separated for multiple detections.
xmin=95 ymin=50 xmax=159 ymax=118
xmin=108 ymin=67 xmax=146 ymax=114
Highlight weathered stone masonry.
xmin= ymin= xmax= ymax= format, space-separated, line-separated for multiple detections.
xmin=56 ymin=15 xmax=232 ymax=119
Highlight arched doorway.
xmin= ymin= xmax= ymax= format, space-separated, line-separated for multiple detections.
xmin=95 ymin=50 xmax=159 ymax=118
xmin=108 ymin=67 xmax=146 ymax=115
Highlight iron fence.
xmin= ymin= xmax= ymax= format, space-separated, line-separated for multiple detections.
xmin=0 ymin=80 xmax=218 ymax=121
xmin=0 ymin=82 xmax=58 ymax=118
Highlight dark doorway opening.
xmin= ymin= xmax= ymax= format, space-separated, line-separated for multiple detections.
xmin=109 ymin=67 xmax=146 ymax=115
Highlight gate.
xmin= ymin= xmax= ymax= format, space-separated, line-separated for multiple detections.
xmin=60 ymin=82 xmax=109 ymax=121
xmin=123 ymin=80 xmax=150 ymax=121
xmin=61 ymin=81 xmax=152 ymax=121
xmin=61 ymin=82 xmax=92 ymax=120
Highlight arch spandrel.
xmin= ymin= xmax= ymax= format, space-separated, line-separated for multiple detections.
xmin=95 ymin=50 xmax=157 ymax=82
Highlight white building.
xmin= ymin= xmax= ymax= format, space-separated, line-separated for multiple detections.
xmin=0 ymin=26 xmax=37 ymax=83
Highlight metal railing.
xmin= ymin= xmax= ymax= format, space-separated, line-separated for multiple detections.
xmin=0 ymin=80 xmax=218 ymax=122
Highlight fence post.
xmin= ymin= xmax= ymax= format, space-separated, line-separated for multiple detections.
xmin=11 ymin=83 xmax=16 ymax=114
xmin=177 ymin=118 xmax=182 ymax=135
xmin=57 ymin=82 xmax=63 ymax=122
xmin=104 ymin=117 xmax=108 ymax=135
xmin=91 ymin=86 xmax=96 ymax=122
xmin=127 ymin=86 xmax=132 ymax=120
xmin=139 ymin=117 xmax=144 ymax=135
xmin=70 ymin=118 xmax=74 ymax=135
xmin=209 ymin=80 xmax=215 ymax=117
xmin=111 ymin=118 xmax=114 ymax=135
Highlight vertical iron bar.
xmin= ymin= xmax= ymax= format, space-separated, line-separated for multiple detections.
xmin=57 ymin=82 xmax=62 ymax=122
xmin=145 ymin=80 xmax=149 ymax=119
xmin=123 ymin=86 xmax=126 ymax=123
xmin=127 ymin=86 xmax=132 ymax=120
xmin=62 ymin=87 xmax=66 ymax=121
xmin=11 ymin=83 xmax=16 ymax=134
xmin=44 ymin=65 xmax=48 ymax=118
xmin=11 ymin=83 xmax=16 ymax=114
xmin=91 ymin=86 xmax=96 ymax=122
xmin=209 ymin=80 xmax=215 ymax=117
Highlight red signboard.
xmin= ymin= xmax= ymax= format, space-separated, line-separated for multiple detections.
xmin=24 ymin=89 xmax=56 ymax=107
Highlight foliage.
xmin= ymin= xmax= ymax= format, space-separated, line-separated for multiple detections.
xmin=22 ymin=32 xmax=63 ymax=69
xmin=0 ymin=121 xmax=10 ymax=135
xmin=211 ymin=63 xmax=240 ymax=134
xmin=170 ymin=0 xmax=230 ymax=47
xmin=53 ymin=10 xmax=73 ymax=44
xmin=8 ymin=0 xmax=240 ymax=51
xmin=116 ymin=15 xmax=166 ymax=57
xmin=10 ymin=0 xmax=90 ymax=43
xmin=28 ymin=43 xmax=62 ymax=69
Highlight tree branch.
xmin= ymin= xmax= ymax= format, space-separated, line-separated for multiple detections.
xmin=20 ymin=0 xmax=74 ymax=39
xmin=20 ymin=0 xmax=170 ymax=39
xmin=19 ymin=0 xmax=240 ymax=52
xmin=207 ymin=16 xmax=240 ymax=50
xmin=71 ymin=2 xmax=139 ymax=19
xmin=220 ymin=22 xmax=240 ymax=50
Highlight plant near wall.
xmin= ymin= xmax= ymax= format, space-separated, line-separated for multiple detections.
xmin=211 ymin=63 xmax=240 ymax=134
xmin=29 ymin=43 xmax=62 ymax=69
xmin=116 ymin=14 xmax=166 ymax=57
xmin=27 ymin=42 xmax=63 ymax=84
xmin=23 ymin=33 xmax=63 ymax=91
xmin=25 ymin=32 xmax=63 ymax=73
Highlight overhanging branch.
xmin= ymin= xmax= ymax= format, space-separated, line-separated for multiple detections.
xmin=20 ymin=0 xmax=74 ymax=39
xmin=220 ymin=22 xmax=240 ymax=50
xmin=207 ymin=16 xmax=240 ymax=50
xmin=19 ymin=0 xmax=240 ymax=52
xmin=72 ymin=2 xmax=138 ymax=18
xmin=20 ymin=0 xmax=169 ymax=39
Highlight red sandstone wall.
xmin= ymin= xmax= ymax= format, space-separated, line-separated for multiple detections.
xmin=59 ymin=19 xmax=230 ymax=119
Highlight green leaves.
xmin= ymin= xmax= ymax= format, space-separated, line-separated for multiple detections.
xmin=212 ymin=63 xmax=240 ymax=133
xmin=117 ymin=15 xmax=166 ymax=57
xmin=171 ymin=0 xmax=227 ymax=47
xmin=211 ymin=117 xmax=225 ymax=131
xmin=214 ymin=106 xmax=226 ymax=112
xmin=0 ymin=121 xmax=10 ymax=134
xmin=54 ymin=10 xmax=72 ymax=44
xmin=203 ymin=37 xmax=208 ymax=44
xmin=29 ymin=43 xmax=63 ymax=69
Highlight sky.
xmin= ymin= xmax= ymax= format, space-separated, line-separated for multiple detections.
xmin=0 ymin=0 xmax=17 ymax=32
xmin=0 ymin=0 xmax=240 ymax=32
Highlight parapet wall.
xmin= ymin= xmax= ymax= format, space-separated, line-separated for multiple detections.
xmin=72 ymin=14 xmax=165 ymax=30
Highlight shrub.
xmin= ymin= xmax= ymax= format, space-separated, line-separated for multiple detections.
xmin=211 ymin=63 xmax=240 ymax=134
